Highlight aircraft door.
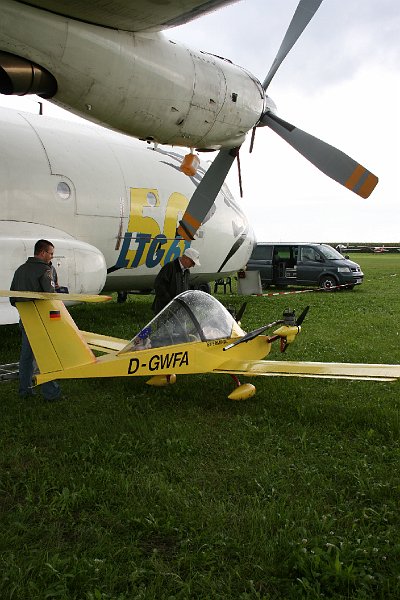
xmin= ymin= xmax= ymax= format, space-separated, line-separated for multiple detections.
xmin=25 ymin=115 xmax=126 ymax=217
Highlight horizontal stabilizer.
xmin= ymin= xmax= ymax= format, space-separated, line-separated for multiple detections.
xmin=81 ymin=330 xmax=129 ymax=354
xmin=0 ymin=290 xmax=111 ymax=303
xmin=215 ymin=359 xmax=400 ymax=382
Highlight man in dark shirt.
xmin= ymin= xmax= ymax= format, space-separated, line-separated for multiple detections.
xmin=10 ymin=239 xmax=62 ymax=401
xmin=152 ymin=247 xmax=200 ymax=314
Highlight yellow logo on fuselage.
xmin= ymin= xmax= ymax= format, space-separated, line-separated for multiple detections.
xmin=116 ymin=188 xmax=190 ymax=269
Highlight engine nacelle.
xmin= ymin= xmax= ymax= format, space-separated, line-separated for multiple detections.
xmin=0 ymin=2 xmax=265 ymax=149
xmin=0 ymin=50 xmax=57 ymax=97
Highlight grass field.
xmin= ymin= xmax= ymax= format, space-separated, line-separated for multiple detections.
xmin=1 ymin=254 xmax=399 ymax=599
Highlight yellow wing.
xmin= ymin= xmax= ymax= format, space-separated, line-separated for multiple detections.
xmin=215 ymin=359 xmax=400 ymax=382
xmin=81 ymin=331 xmax=129 ymax=354
xmin=0 ymin=290 xmax=111 ymax=303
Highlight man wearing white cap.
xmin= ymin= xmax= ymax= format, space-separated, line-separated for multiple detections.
xmin=152 ymin=247 xmax=200 ymax=314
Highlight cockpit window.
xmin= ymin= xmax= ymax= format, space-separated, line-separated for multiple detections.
xmin=119 ymin=290 xmax=245 ymax=353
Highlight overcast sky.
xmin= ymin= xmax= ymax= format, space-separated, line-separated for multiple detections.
xmin=1 ymin=0 xmax=399 ymax=242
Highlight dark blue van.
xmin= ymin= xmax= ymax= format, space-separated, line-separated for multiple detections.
xmin=246 ymin=243 xmax=363 ymax=290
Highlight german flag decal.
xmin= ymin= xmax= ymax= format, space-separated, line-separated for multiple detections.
xmin=49 ymin=310 xmax=61 ymax=320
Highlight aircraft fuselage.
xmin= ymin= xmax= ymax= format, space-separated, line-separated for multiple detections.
xmin=0 ymin=107 xmax=255 ymax=322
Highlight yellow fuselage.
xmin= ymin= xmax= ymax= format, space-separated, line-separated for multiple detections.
xmin=36 ymin=336 xmax=271 ymax=384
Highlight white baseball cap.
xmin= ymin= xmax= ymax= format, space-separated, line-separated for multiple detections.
xmin=183 ymin=247 xmax=200 ymax=266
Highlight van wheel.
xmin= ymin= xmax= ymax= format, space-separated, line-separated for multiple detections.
xmin=319 ymin=275 xmax=338 ymax=291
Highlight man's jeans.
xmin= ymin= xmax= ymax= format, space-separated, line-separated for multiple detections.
xmin=19 ymin=323 xmax=61 ymax=400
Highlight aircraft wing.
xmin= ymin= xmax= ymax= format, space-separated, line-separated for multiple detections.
xmin=80 ymin=331 xmax=129 ymax=354
xmin=214 ymin=359 xmax=400 ymax=382
xmin=21 ymin=1 xmax=238 ymax=32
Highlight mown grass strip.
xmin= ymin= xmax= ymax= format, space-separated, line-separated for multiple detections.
xmin=0 ymin=254 xmax=399 ymax=599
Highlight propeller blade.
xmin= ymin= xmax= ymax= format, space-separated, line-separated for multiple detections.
xmin=263 ymin=0 xmax=323 ymax=90
xmin=296 ymin=305 xmax=310 ymax=326
xmin=223 ymin=319 xmax=283 ymax=351
xmin=263 ymin=113 xmax=378 ymax=198
xmin=235 ymin=302 xmax=247 ymax=324
xmin=177 ymin=147 xmax=239 ymax=241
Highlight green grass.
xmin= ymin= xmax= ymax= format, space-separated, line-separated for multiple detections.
xmin=1 ymin=254 xmax=399 ymax=599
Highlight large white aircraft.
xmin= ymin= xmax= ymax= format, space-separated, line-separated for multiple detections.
xmin=0 ymin=106 xmax=255 ymax=325
xmin=0 ymin=0 xmax=379 ymax=242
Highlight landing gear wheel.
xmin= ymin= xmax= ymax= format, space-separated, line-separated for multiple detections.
xmin=117 ymin=291 xmax=128 ymax=303
xmin=194 ymin=282 xmax=211 ymax=294
xmin=319 ymin=275 xmax=338 ymax=291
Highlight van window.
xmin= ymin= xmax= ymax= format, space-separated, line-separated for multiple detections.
xmin=300 ymin=246 xmax=322 ymax=262
xmin=274 ymin=246 xmax=291 ymax=260
xmin=274 ymin=246 xmax=298 ymax=265
xmin=251 ymin=245 xmax=273 ymax=260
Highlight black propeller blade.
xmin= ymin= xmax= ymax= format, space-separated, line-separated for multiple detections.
xmin=223 ymin=305 xmax=310 ymax=352
xmin=296 ymin=305 xmax=310 ymax=326
xmin=223 ymin=319 xmax=284 ymax=351
xmin=235 ymin=301 xmax=247 ymax=324
xmin=280 ymin=305 xmax=310 ymax=352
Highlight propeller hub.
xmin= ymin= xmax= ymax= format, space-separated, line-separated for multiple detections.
xmin=264 ymin=95 xmax=277 ymax=115
xmin=283 ymin=308 xmax=296 ymax=326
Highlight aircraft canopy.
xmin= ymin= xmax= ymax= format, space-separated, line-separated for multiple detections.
xmin=120 ymin=290 xmax=244 ymax=353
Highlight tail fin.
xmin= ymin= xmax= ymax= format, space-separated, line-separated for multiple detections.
xmin=17 ymin=299 xmax=95 ymax=374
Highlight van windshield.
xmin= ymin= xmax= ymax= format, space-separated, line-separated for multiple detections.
xmin=319 ymin=245 xmax=344 ymax=260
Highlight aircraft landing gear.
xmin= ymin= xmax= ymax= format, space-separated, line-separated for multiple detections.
xmin=227 ymin=374 xmax=256 ymax=400
xmin=146 ymin=374 xmax=177 ymax=387
xmin=117 ymin=291 xmax=128 ymax=303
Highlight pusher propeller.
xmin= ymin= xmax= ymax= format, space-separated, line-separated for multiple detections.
xmin=235 ymin=301 xmax=248 ymax=324
xmin=224 ymin=305 xmax=310 ymax=352
xmin=273 ymin=306 xmax=310 ymax=352
xmin=296 ymin=305 xmax=310 ymax=326
xmin=223 ymin=318 xmax=284 ymax=351
xmin=224 ymin=301 xmax=248 ymax=325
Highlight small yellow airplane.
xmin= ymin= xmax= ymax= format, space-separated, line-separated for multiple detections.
xmin=1 ymin=290 xmax=399 ymax=400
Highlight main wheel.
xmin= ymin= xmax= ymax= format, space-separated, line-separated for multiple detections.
xmin=117 ymin=291 xmax=128 ymax=303
xmin=195 ymin=282 xmax=211 ymax=294
xmin=319 ymin=275 xmax=338 ymax=291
